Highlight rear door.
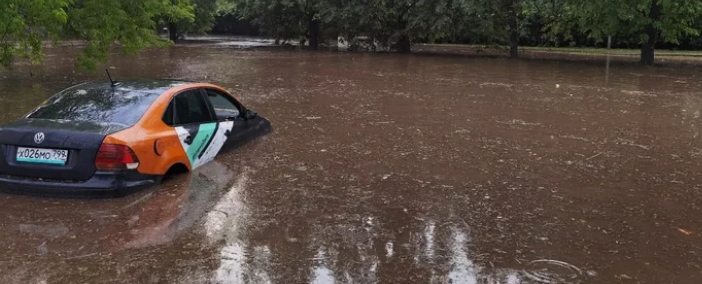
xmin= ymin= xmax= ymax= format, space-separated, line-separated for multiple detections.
xmin=171 ymin=89 xmax=228 ymax=169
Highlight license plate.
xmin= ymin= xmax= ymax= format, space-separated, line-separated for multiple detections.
xmin=16 ymin=147 xmax=68 ymax=165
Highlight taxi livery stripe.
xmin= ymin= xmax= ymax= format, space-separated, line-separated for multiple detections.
xmin=185 ymin=123 xmax=217 ymax=164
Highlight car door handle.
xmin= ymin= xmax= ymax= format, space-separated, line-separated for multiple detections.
xmin=184 ymin=135 xmax=193 ymax=144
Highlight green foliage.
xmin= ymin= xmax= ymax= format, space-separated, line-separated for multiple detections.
xmin=234 ymin=0 xmax=321 ymax=43
xmin=69 ymin=0 xmax=194 ymax=70
xmin=324 ymin=0 xmax=467 ymax=50
xmin=522 ymin=0 xmax=570 ymax=45
xmin=0 ymin=0 xmax=70 ymax=68
xmin=657 ymin=0 xmax=702 ymax=44
xmin=161 ymin=0 xmax=196 ymax=23
xmin=1 ymin=0 xmax=195 ymax=70
xmin=178 ymin=0 xmax=218 ymax=34
xmin=3 ymin=0 xmax=702 ymax=67
xmin=461 ymin=0 xmax=511 ymax=45
xmin=232 ymin=0 xmax=468 ymax=50
xmin=564 ymin=0 xmax=702 ymax=45
xmin=553 ymin=0 xmax=702 ymax=63
xmin=216 ymin=0 xmax=238 ymax=16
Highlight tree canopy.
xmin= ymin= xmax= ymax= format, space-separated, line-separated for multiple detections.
xmin=564 ymin=0 xmax=702 ymax=65
xmin=2 ymin=0 xmax=702 ymax=68
xmin=229 ymin=0 xmax=702 ymax=64
xmin=1 ymin=0 xmax=69 ymax=68
xmin=1 ymin=0 xmax=194 ymax=70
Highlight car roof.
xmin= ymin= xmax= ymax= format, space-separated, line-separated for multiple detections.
xmin=24 ymin=80 xmax=202 ymax=128
xmin=68 ymin=79 xmax=196 ymax=94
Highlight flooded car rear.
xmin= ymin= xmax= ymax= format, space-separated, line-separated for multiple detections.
xmin=0 ymin=79 xmax=272 ymax=197
xmin=0 ymin=82 xmax=167 ymax=195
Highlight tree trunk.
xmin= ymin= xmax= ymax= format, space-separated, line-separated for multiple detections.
xmin=396 ymin=11 xmax=411 ymax=53
xmin=308 ymin=19 xmax=320 ymax=50
xmin=508 ymin=0 xmax=519 ymax=58
xmin=168 ymin=22 xmax=178 ymax=42
xmin=398 ymin=34 xmax=411 ymax=53
xmin=641 ymin=0 xmax=661 ymax=65
xmin=641 ymin=42 xmax=654 ymax=65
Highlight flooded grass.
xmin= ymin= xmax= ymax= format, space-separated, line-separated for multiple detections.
xmin=416 ymin=44 xmax=702 ymax=66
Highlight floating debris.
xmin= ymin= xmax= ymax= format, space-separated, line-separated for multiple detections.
xmin=678 ymin=228 xmax=694 ymax=236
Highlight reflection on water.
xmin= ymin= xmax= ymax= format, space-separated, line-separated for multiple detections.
xmin=216 ymin=244 xmax=246 ymax=283
xmin=204 ymin=208 xmax=591 ymax=284
xmin=311 ymin=249 xmax=335 ymax=284
xmin=0 ymin=153 xmax=595 ymax=283
xmin=206 ymin=167 xmax=250 ymax=283
xmin=0 ymin=160 xmax=241 ymax=283
xmin=448 ymin=226 xmax=477 ymax=284
xmin=205 ymin=168 xmax=248 ymax=242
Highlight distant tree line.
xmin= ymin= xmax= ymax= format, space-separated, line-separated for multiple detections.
xmin=223 ymin=0 xmax=702 ymax=65
xmin=2 ymin=0 xmax=701 ymax=69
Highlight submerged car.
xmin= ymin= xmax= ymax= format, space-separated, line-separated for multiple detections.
xmin=0 ymin=80 xmax=271 ymax=196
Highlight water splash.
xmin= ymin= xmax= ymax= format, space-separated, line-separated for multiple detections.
xmin=522 ymin=259 xmax=588 ymax=283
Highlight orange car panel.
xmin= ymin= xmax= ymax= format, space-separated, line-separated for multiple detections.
xmin=104 ymin=83 xmax=242 ymax=175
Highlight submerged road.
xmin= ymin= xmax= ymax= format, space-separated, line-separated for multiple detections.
xmin=0 ymin=45 xmax=700 ymax=283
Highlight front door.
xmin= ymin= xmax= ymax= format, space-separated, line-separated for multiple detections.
xmin=171 ymin=89 xmax=228 ymax=169
xmin=202 ymin=88 xmax=259 ymax=150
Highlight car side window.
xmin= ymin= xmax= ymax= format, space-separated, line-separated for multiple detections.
xmin=162 ymin=99 xmax=174 ymax=126
xmin=205 ymin=89 xmax=241 ymax=121
xmin=174 ymin=89 xmax=213 ymax=125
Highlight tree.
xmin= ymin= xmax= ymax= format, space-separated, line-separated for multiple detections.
xmin=235 ymin=0 xmax=325 ymax=50
xmin=327 ymin=0 xmax=467 ymax=53
xmin=0 ymin=0 xmax=70 ymax=68
xmin=234 ymin=0 xmax=467 ymax=52
xmin=567 ymin=0 xmax=702 ymax=65
xmin=69 ymin=0 xmax=194 ymax=68
xmin=0 ymin=0 xmax=195 ymax=70
xmin=158 ymin=0 xmax=197 ymax=41
xmin=462 ymin=0 xmax=534 ymax=58
xmin=522 ymin=0 xmax=572 ymax=47
xmin=216 ymin=0 xmax=239 ymax=15
xmin=177 ymin=0 xmax=220 ymax=36
xmin=506 ymin=0 xmax=520 ymax=58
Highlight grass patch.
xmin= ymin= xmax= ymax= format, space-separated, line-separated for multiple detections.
xmin=420 ymin=44 xmax=702 ymax=57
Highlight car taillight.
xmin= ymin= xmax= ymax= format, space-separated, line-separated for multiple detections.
xmin=95 ymin=144 xmax=140 ymax=171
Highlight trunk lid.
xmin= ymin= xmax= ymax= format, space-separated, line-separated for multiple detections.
xmin=0 ymin=119 xmax=128 ymax=181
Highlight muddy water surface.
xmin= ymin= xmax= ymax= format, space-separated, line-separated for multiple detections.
xmin=0 ymin=45 xmax=701 ymax=284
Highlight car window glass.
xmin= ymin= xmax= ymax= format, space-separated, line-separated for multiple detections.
xmin=205 ymin=90 xmax=241 ymax=120
xmin=27 ymin=87 xmax=161 ymax=126
xmin=162 ymin=99 xmax=174 ymax=125
xmin=174 ymin=90 xmax=212 ymax=125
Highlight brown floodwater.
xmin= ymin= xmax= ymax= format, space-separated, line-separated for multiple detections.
xmin=0 ymin=43 xmax=701 ymax=284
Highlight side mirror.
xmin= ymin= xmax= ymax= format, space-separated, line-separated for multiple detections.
xmin=244 ymin=109 xmax=258 ymax=120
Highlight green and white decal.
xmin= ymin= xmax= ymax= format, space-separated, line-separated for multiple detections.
xmin=176 ymin=121 xmax=234 ymax=169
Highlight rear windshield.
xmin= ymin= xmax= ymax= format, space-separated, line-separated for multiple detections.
xmin=27 ymin=87 xmax=161 ymax=126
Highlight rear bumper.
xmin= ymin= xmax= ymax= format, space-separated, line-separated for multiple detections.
xmin=0 ymin=171 xmax=161 ymax=198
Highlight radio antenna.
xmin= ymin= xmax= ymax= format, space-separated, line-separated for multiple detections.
xmin=105 ymin=69 xmax=119 ymax=87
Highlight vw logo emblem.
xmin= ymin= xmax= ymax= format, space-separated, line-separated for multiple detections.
xmin=34 ymin=132 xmax=45 ymax=144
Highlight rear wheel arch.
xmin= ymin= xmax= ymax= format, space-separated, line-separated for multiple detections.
xmin=162 ymin=162 xmax=189 ymax=180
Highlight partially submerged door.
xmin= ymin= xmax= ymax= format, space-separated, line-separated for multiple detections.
xmin=202 ymin=88 xmax=262 ymax=150
xmin=171 ymin=89 xmax=231 ymax=169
